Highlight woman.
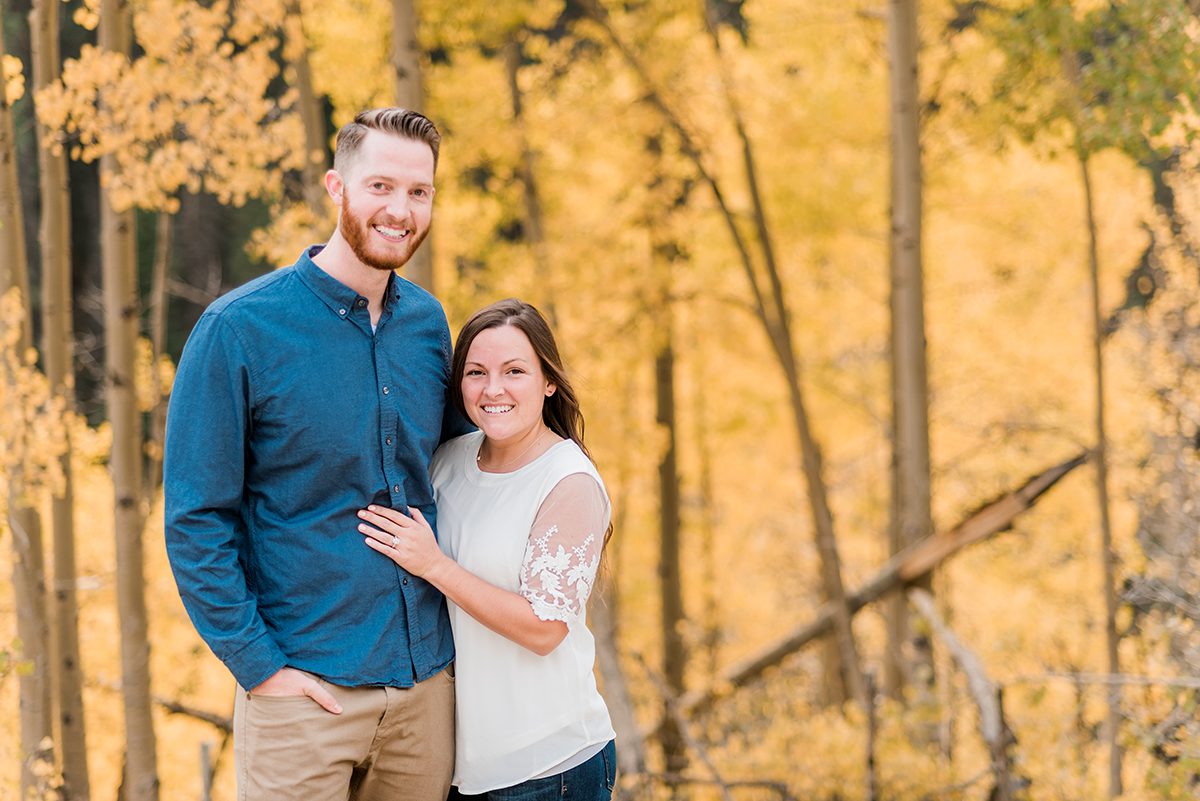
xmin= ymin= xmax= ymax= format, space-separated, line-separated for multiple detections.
xmin=357 ymin=298 xmax=617 ymax=800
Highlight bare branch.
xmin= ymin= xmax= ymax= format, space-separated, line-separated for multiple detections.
xmin=154 ymin=696 xmax=232 ymax=733
xmin=634 ymin=652 xmax=734 ymax=801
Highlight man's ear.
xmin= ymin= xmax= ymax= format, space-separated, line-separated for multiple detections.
xmin=324 ymin=169 xmax=344 ymax=205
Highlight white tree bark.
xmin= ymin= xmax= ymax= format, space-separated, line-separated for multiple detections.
xmin=31 ymin=0 xmax=91 ymax=795
xmin=390 ymin=0 xmax=433 ymax=291
xmin=100 ymin=1 xmax=159 ymax=797
xmin=1 ymin=21 xmax=54 ymax=797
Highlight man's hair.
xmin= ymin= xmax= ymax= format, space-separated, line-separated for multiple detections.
xmin=333 ymin=108 xmax=441 ymax=173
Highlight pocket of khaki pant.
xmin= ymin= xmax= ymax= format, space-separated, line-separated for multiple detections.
xmin=238 ymin=687 xmax=352 ymax=801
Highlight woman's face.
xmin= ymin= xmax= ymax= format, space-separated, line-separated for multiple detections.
xmin=460 ymin=324 xmax=555 ymax=447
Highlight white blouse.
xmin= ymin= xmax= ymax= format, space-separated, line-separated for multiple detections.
xmin=431 ymin=431 xmax=615 ymax=794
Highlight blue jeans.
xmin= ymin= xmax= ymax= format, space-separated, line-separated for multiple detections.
xmin=452 ymin=741 xmax=617 ymax=801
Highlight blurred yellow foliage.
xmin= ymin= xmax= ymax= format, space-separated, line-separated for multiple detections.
xmin=0 ymin=290 xmax=66 ymax=516
xmin=2 ymin=0 xmax=1199 ymax=799
xmin=247 ymin=200 xmax=334 ymax=267
xmin=1 ymin=55 xmax=22 ymax=103
xmin=36 ymin=0 xmax=305 ymax=213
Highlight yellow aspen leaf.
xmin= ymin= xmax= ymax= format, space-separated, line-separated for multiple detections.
xmin=2 ymin=55 xmax=24 ymax=102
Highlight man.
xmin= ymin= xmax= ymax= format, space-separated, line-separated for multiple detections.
xmin=165 ymin=108 xmax=466 ymax=799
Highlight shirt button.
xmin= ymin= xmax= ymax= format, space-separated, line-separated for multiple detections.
xmin=402 ymin=577 xmax=409 ymax=586
xmin=355 ymin=298 xmax=366 ymax=308
xmin=338 ymin=308 xmax=347 ymax=316
xmin=393 ymin=484 xmax=401 ymax=493
xmin=382 ymin=386 xmax=390 ymax=395
xmin=385 ymin=436 xmax=393 ymax=446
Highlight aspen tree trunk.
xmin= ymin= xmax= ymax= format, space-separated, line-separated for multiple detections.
xmin=31 ymin=0 xmax=91 ymax=795
xmin=884 ymin=0 xmax=935 ymax=703
xmin=100 ymin=1 xmax=159 ymax=798
xmin=654 ymin=293 xmax=687 ymax=773
xmin=698 ymin=0 xmax=865 ymax=708
xmin=286 ymin=2 xmax=328 ymax=217
xmin=1075 ymin=142 xmax=1122 ymax=799
xmin=144 ymin=211 xmax=171 ymax=497
xmin=1 ymin=22 xmax=55 ymax=796
xmin=590 ymin=572 xmax=647 ymax=776
xmin=689 ymin=326 xmax=720 ymax=684
xmin=591 ymin=369 xmax=648 ymax=777
xmin=503 ymin=36 xmax=557 ymax=324
xmin=390 ymin=0 xmax=433 ymax=292
xmin=593 ymin=0 xmax=962 ymax=710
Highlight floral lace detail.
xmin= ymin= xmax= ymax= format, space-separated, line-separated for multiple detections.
xmin=520 ymin=525 xmax=601 ymax=624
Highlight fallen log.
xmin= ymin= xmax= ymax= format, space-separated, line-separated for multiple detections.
xmin=678 ymin=450 xmax=1089 ymax=717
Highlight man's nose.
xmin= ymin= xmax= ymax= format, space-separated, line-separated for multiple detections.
xmin=384 ymin=192 xmax=412 ymax=219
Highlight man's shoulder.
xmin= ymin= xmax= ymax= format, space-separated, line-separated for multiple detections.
xmin=203 ymin=266 xmax=297 ymax=321
xmin=393 ymin=275 xmax=448 ymax=317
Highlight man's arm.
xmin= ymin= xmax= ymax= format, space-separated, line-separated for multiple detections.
xmin=163 ymin=313 xmax=288 ymax=690
xmin=439 ymin=399 xmax=475 ymax=443
xmin=437 ymin=312 xmax=476 ymax=444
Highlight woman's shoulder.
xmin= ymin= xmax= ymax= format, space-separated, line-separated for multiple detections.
xmin=542 ymin=440 xmax=607 ymax=494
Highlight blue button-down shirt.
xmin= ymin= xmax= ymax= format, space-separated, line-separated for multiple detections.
xmin=164 ymin=246 xmax=468 ymax=690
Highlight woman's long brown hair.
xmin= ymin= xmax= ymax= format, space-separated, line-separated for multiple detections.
xmin=450 ymin=298 xmax=589 ymax=459
xmin=450 ymin=299 xmax=611 ymax=548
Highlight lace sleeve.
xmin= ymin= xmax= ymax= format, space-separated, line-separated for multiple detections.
xmin=519 ymin=473 xmax=610 ymax=627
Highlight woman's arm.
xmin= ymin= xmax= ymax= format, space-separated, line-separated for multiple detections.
xmin=359 ymin=473 xmax=607 ymax=656
xmin=360 ymin=504 xmax=568 ymax=655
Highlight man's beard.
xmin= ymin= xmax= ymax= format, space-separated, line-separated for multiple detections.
xmin=340 ymin=196 xmax=429 ymax=273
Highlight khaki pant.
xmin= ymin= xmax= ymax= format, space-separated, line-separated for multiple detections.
xmin=234 ymin=669 xmax=455 ymax=801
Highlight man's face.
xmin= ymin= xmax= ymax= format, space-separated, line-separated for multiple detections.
xmin=334 ymin=131 xmax=436 ymax=272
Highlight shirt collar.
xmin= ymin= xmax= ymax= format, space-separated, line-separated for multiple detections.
xmin=294 ymin=244 xmax=399 ymax=319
